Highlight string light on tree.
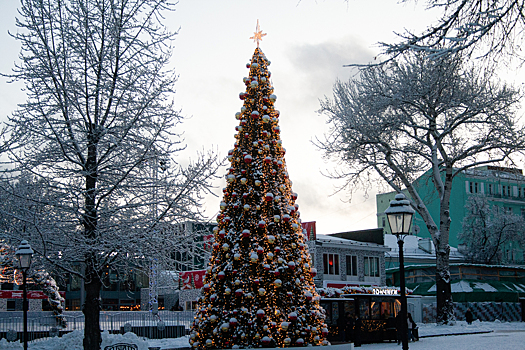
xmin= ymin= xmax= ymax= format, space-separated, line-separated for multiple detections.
xmin=189 ymin=22 xmax=327 ymax=349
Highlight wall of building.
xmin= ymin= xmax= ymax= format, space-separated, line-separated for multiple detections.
xmin=312 ymin=245 xmax=386 ymax=287
xmin=376 ymin=167 xmax=525 ymax=262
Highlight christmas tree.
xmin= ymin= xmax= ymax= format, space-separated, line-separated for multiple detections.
xmin=189 ymin=22 xmax=327 ymax=349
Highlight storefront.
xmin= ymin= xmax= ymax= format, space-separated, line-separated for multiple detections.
xmin=319 ymin=287 xmax=403 ymax=344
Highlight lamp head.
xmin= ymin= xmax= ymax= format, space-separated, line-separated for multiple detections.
xmin=384 ymin=193 xmax=415 ymax=236
xmin=15 ymin=240 xmax=34 ymax=270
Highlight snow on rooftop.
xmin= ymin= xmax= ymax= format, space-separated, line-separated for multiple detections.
xmin=428 ymin=280 xmax=474 ymax=293
xmin=472 ymin=282 xmax=498 ymax=292
xmin=384 ymin=234 xmax=463 ymax=259
xmin=315 ymin=234 xmax=387 ymax=249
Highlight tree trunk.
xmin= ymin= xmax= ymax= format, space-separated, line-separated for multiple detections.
xmin=83 ymin=136 xmax=101 ymax=349
xmin=83 ymin=264 xmax=102 ymax=350
xmin=436 ymin=171 xmax=454 ymax=324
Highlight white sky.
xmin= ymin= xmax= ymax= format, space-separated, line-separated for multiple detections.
xmin=0 ymin=1 xmax=457 ymax=235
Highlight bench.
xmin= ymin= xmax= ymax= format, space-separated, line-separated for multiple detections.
xmin=104 ymin=343 xmax=138 ymax=350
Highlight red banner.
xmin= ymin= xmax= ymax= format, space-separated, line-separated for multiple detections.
xmin=180 ymin=270 xmax=206 ymax=290
xmin=0 ymin=290 xmax=66 ymax=299
xmin=301 ymin=221 xmax=316 ymax=241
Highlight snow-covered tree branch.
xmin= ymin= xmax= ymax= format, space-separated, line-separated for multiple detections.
xmin=0 ymin=1 xmax=221 ymax=349
xmin=458 ymin=194 xmax=525 ymax=264
xmin=317 ymin=52 xmax=525 ymax=323
xmin=381 ymin=0 xmax=525 ymax=63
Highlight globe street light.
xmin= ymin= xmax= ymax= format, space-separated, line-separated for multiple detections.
xmin=16 ymin=240 xmax=34 ymax=350
xmin=385 ymin=193 xmax=415 ymax=350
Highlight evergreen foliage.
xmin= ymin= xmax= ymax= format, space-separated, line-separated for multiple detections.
xmin=190 ymin=48 xmax=327 ymax=349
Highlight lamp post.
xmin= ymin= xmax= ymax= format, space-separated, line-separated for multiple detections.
xmin=385 ymin=193 xmax=415 ymax=350
xmin=16 ymin=240 xmax=34 ymax=350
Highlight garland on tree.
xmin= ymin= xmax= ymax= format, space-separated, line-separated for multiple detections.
xmin=189 ymin=28 xmax=327 ymax=349
xmin=31 ymin=270 xmax=67 ymax=328
xmin=0 ymin=242 xmax=66 ymax=327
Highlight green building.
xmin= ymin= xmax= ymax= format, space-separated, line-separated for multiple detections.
xmin=376 ymin=166 xmax=525 ymax=264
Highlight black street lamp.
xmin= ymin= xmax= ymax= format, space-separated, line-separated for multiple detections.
xmin=385 ymin=193 xmax=415 ymax=350
xmin=16 ymin=240 xmax=34 ymax=350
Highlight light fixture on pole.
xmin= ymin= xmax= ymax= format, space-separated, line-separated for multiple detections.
xmin=16 ymin=240 xmax=34 ymax=350
xmin=385 ymin=193 xmax=415 ymax=350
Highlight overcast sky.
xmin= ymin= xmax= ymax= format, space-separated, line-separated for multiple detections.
xmin=0 ymin=1 xmax=460 ymax=235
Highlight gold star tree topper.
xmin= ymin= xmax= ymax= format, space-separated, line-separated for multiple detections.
xmin=250 ymin=19 xmax=267 ymax=47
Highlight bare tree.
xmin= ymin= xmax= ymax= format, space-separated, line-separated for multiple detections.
xmin=381 ymin=0 xmax=525 ymax=62
xmin=317 ymin=52 xmax=525 ymax=323
xmin=2 ymin=1 xmax=220 ymax=349
xmin=458 ymin=194 xmax=525 ymax=264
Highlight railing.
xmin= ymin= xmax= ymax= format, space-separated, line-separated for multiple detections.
xmin=0 ymin=310 xmax=195 ymax=343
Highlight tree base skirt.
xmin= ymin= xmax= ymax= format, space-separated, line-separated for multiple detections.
xmin=217 ymin=344 xmax=354 ymax=350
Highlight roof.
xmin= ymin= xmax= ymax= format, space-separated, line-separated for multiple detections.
xmin=384 ymin=234 xmax=464 ymax=260
xmin=408 ymin=279 xmax=525 ymax=302
xmin=316 ymin=235 xmax=390 ymax=252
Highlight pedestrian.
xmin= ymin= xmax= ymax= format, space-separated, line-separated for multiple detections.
xmin=395 ymin=312 xmax=403 ymax=345
xmin=354 ymin=315 xmax=362 ymax=347
xmin=336 ymin=314 xmax=346 ymax=341
xmin=465 ymin=308 xmax=474 ymax=325
xmin=345 ymin=312 xmax=355 ymax=342
xmin=408 ymin=313 xmax=418 ymax=341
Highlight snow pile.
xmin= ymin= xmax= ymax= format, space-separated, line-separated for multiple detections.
xmin=0 ymin=338 xmax=23 ymax=349
xmin=148 ymin=335 xmax=191 ymax=349
xmin=101 ymin=331 xmax=149 ymax=350
xmin=1 ymin=330 xmax=151 ymax=350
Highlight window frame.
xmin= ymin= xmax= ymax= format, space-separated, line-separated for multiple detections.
xmin=323 ymin=253 xmax=340 ymax=276
xmin=346 ymin=255 xmax=358 ymax=276
xmin=364 ymin=256 xmax=380 ymax=277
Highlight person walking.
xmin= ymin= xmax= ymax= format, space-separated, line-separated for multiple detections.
xmin=408 ymin=313 xmax=418 ymax=341
xmin=354 ymin=315 xmax=362 ymax=347
xmin=345 ymin=312 xmax=355 ymax=342
xmin=465 ymin=308 xmax=474 ymax=325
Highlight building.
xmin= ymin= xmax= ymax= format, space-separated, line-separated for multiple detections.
xmin=309 ymin=228 xmax=390 ymax=288
xmin=179 ymin=225 xmax=392 ymax=310
xmin=64 ymin=220 xmax=216 ymax=311
xmin=376 ymin=166 xmax=525 ymax=263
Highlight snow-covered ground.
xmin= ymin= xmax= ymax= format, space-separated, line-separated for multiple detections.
xmin=1 ymin=321 xmax=524 ymax=350
xmin=363 ymin=320 xmax=525 ymax=349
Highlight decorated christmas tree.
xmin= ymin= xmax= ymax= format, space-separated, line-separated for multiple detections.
xmin=189 ymin=22 xmax=327 ymax=349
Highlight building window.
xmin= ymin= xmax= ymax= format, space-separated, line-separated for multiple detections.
xmin=323 ymin=253 xmax=340 ymax=275
xmin=346 ymin=255 xmax=358 ymax=276
xmin=6 ymin=300 xmax=16 ymax=311
xmin=502 ymin=185 xmax=511 ymax=197
xmin=488 ymin=184 xmax=493 ymax=195
xmin=364 ymin=256 xmax=380 ymax=277
xmin=185 ymin=301 xmax=198 ymax=311
xmin=469 ymin=182 xmax=479 ymax=193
